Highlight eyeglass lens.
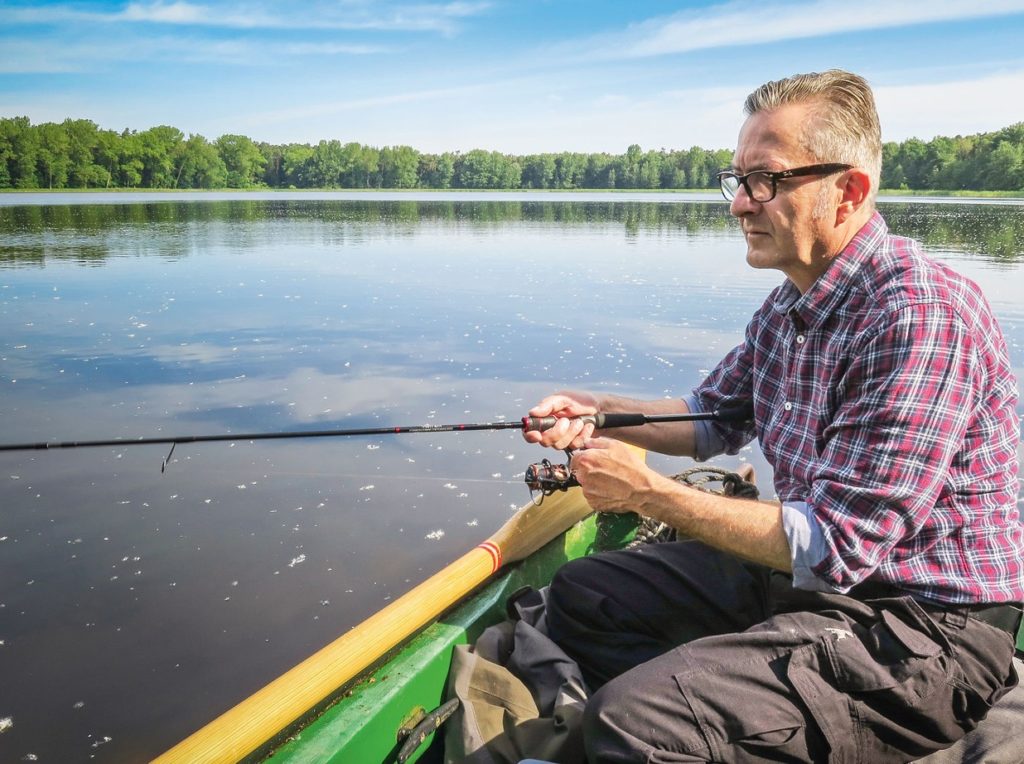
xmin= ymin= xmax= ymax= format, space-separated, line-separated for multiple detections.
xmin=720 ymin=172 xmax=774 ymax=202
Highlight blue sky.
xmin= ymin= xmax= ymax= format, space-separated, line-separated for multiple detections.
xmin=2 ymin=0 xmax=1024 ymax=153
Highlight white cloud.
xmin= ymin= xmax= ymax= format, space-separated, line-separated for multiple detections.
xmin=0 ymin=35 xmax=169 ymax=73
xmin=0 ymin=0 xmax=493 ymax=33
xmin=566 ymin=0 xmax=1024 ymax=61
xmin=0 ymin=33 xmax=387 ymax=74
xmin=875 ymin=69 xmax=1024 ymax=141
xmin=121 ymin=1 xmax=212 ymax=24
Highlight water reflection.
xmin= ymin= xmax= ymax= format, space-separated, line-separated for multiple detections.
xmin=2 ymin=198 xmax=1023 ymax=266
xmin=881 ymin=201 xmax=1024 ymax=264
xmin=0 ymin=197 xmax=1021 ymax=763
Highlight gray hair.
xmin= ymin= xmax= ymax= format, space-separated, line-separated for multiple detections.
xmin=744 ymin=70 xmax=882 ymax=201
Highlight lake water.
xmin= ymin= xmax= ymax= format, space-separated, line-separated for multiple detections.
xmin=1 ymin=192 xmax=1022 ymax=762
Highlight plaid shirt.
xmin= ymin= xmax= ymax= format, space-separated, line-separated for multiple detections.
xmin=691 ymin=212 xmax=1023 ymax=605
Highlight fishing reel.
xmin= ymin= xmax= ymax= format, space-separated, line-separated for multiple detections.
xmin=524 ymin=451 xmax=579 ymax=500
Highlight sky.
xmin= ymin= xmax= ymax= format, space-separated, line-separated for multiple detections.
xmin=2 ymin=0 xmax=1024 ymax=154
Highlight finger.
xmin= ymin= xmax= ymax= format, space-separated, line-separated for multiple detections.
xmin=527 ymin=394 xmax=576 ymax=418
xmin=582 ymin=421 xmax=596 ymax=437
xmin=551 ymin=418 xmax=587 ymax=451
xmin=524 ymin=415 xmax=573 ymax=449
xmin=559 ymin=422 xmax=595 ymax=452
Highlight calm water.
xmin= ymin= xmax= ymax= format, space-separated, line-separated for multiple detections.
xmin=1 ymin=193 xmax=1022 ymax=762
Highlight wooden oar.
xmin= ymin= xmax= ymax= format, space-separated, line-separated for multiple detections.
xmin=152 ymin=474 xmax=614 ymax=764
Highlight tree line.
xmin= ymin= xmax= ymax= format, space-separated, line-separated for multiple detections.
xmin=2 ymin=115 xmax=1022 ymax=192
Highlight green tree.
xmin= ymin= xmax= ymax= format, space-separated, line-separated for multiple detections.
xmin=455 ymin=150 xmax=521 ymax=188
xmin=281 ymin=143 xmax=315 ymax=187
xmin=0 ymin=122 xmax=12 ymax=187
xmin=682 ymin=146 xmax=722 ymax=189
xmin=618 ymin=144 xmax=643 ymax=188
xmin=92 ymin=129 xmax=122 ymax=188
xmin=659 ymin=151 xmax=687 ymax=188
xmin=346 ymin=143 xmax=379 ymax=188
xmin=521 ymin=154 xmax=556 ymax=188
xmin=214 ymin=134 xmax=266 ymax=188
xmin=418 ymin=152 xmax=455 ymax=188
xmin=981 ymin=140 xmax=1024 ymax=190
xmin=116 ymin=130 xmax=144 ymax=188
xmin=177 ymin=134 xmax=227 ymax=188
xmin=0 ymin=116 xmax=36 ymax=188
xmin=880 ymin=142 xmax=905 ymax=188
xmin=923 ymin=135 xmax=958 ymax=190
xmin=637 ymin=149 xmax=662 ymax=189
xmin=554 ymin=152 xmax=586 ymax=189
xmin=135 ymin=125 xmax=184 ymax=187
xmin=61 ymin=119 xmax=105 ymax=187
xmin=585 ymin=153 xmax=615 ymax=188
xmin=309 ymin=139 xmax=345 ymax=187
xmin=36 ymin=122 xmax=71 ymax=188
xmin=454 ymin=149 xmax=494 ymax=188
xmin=896 ymin=137 xmax=929 ymax=189
xmin=379 ymin=145 xmax=420 ymax=188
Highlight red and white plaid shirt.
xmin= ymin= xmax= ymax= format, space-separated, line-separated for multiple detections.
xmin=690 ymin=212 xmax=1023 ymax=605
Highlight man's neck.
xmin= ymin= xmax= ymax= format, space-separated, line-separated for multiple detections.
xmin=788 ymin=207 xmax=874 ymax=294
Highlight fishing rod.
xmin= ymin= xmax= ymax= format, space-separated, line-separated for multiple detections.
xmin=0 ymin=401 xmax=753 ymax=454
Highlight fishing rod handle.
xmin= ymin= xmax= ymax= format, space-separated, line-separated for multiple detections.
xmin=521 ymin=401 xmax=753 ymax=433
xmin=521 ymin=413 xmax=647 ymax=432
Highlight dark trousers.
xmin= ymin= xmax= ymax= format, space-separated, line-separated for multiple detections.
xmin=546 ymin=540 xmax=1018 ymax=763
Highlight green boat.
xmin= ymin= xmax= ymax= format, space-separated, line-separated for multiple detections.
xmin=154 ymin=469 xmax=1024 ymax=764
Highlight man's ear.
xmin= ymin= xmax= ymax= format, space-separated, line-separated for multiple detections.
xmin=835 ymin=168 xmax=872 ymax=224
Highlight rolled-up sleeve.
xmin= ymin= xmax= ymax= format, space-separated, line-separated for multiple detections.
xmin=781 ymin=501 xmax=834 ymax=591
xmin=690 ymin=319 xmax=761 ymax=460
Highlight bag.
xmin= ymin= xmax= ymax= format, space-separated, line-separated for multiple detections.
xmin=443 ymin=587 xmax=588 ymax=764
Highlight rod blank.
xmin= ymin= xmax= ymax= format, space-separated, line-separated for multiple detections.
xmin=0 ymin=401 xmax=753 ymax=454
xmin=0 ymin=421 xmax=526 ymax=453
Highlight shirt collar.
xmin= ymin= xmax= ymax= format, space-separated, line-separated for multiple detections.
xmin=771 ymin=211 xmax=888 ymax=328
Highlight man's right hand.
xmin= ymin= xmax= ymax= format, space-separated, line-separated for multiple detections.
xmin=523 ymin=391 xmax=600 ymax=451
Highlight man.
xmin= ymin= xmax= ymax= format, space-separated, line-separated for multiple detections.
xmin=524 ymin=70 xmax=1023 ymax=762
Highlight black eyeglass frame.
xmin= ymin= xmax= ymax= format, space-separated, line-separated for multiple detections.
xmin=716 ymin=163 xmax=853 ymax=203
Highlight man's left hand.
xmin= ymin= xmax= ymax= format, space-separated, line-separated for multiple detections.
xmin=570 ymin=437 xmax=662 ymax=515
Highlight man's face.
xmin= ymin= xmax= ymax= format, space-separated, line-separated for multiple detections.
xmin=728 ymin=101 xmax=838 ymax=292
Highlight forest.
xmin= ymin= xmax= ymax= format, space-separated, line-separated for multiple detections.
xmin=1 ymin=116 xmax=1022 ymax=192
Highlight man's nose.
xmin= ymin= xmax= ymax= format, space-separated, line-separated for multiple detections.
xmin=729 ymin=184 xmax=760 ymax=217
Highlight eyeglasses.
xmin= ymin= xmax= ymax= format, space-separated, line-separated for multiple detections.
xmin=716 ymin=163 xmax=852 ymax=203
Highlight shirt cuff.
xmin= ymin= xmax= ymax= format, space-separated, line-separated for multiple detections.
xmin=682 ymin=393 xmax=726 ymax=461
xmin=780 ymin=500 xmax=840 ymax=593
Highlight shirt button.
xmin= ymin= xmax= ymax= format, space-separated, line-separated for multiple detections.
xmin=784 ymin=402 xmax=793 ymax=411
xmin=796 ymin=335 xmax=805 ymax=344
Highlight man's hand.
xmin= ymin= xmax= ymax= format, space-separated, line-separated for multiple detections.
xmin=523 ymin=391 xmax=600 ymax=451
xmin=570 ymin=437 xmax=660 ymax=514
